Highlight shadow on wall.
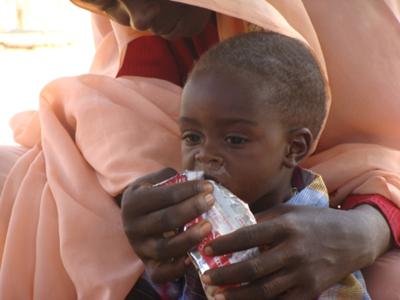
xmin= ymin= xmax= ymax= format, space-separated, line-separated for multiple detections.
xmin=0 ymin=0 xmax=92 ymax=48
xmin=0 ymin=0 xmax=87 ymax=32
xmin=0 ymin=0 xmax=95 ymax=145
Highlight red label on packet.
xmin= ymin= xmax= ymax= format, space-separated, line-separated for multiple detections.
xmin=185 ymin=214 xmax=233 ymax=270
xmin=155 ymin=171 xmax=258 ymax=275
xmin=154 ymin=171 xmax=203 ymax=186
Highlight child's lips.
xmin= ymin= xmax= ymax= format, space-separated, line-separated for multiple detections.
xmin=202 ymin=167 xmax=231 ymax=186
xmin=203 ymin=174 xmax=220 ymax=184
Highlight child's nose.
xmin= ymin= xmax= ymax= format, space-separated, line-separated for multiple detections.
xmin=194 ymin=147 xmax=223 ymax=168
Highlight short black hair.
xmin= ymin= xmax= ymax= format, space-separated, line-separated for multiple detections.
xmin=189 ymin=31 xmax=329 ymax=138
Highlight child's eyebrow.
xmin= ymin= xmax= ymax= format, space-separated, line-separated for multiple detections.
xmin=179 ymin=117 xmax=200 ymax=124
xmin=179 ymin=117 xmax=258 ymax=126
xmin=217 ymin=118 xmax=258 ymax=126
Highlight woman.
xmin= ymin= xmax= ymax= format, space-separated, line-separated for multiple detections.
xmin=0 ymin=0 xmax=399 ymax=299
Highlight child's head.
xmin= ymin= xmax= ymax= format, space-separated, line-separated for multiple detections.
xmin=180 ymin=31 xmax=328 ymax=211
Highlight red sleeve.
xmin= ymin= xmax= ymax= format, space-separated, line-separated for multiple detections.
xmin=342 ymin=194 xmax=400 ymax=247
xmin=117 ymin=20 xmax=218 ymax=86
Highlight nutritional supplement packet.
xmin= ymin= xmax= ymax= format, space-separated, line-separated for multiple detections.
xmin=155 ymin=170 xmax=258 ymax=273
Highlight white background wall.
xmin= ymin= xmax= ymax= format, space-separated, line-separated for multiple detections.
xmin=0 ymin=0 xmax=95 ymax=145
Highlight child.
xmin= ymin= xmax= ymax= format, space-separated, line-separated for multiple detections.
xmin=129 ymin=31 xmax=370 ymax=300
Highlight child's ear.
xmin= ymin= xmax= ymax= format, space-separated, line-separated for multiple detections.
xmin=283 ymin=128 xmax=314 ymax=168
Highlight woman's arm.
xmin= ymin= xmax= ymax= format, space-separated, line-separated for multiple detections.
xmin=201 ymin=203 xmax=392 ymax=300
xmin=352 ymin=204 xmax=392 ymax=258
xmin=343 ymin=194 xmax=399 ymax=246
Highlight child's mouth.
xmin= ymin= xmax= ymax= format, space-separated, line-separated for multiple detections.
xmin=203 ymin=174 xmax=220 ymax=184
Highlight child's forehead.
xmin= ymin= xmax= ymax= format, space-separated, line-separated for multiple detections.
xmin=181 ymin=70 xmax=281 ymax=129
xmin=185 ymin=67 xmax=268 ymax=107
xmin=187 ymin=73 xmax=281 ymax=125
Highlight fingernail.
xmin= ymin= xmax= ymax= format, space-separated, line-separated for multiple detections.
xmin=205 ymin=194 xmax=214 ymax=206
xmin=202 ymin=182 xmax=213 ymax=192
xmin=215 ymin=293 xmax=225 ymax=300
xmin=201 ymin=274 xmax=211 ymax=284
xmin=204 ymin=246 xmax=213 ymax=256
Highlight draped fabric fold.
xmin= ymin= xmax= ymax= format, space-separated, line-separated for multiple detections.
xmin=303 ymin=144 xmax=400 ymax=207
xmin=1 ymin=75 xmax=181 ymax=299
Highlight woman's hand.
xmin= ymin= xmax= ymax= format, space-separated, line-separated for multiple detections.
xmin=121 ymin=168 xmax=215 ymax=283
xmin=202 ymin=204 xmax=391 ymax=300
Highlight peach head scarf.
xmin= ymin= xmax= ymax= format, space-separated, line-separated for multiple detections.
xmin=298 ymin=0 xmax=400 ymax=207
xmin=1 ymin=1 xmax=400 ymax=299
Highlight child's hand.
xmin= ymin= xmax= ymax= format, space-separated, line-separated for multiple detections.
xmin=121 ymin=168 xmax=214 ymax=283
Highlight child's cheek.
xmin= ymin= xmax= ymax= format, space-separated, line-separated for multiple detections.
xmin=181 ymin=149 xmax=195 ymax=170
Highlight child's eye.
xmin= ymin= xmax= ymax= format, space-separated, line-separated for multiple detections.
xmin=225 ymin=135 xmax=249 ymax=145
xmin=182 ymin=132 xmax=202 ymax=146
